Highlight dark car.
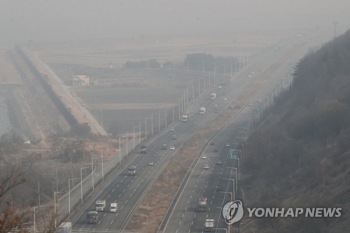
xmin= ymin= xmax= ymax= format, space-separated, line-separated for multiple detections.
xmin=172 ymin=135 xmax=177 ymax=140
xmin=210 ymin=141 xmax=215 ymax=145
xmin=216 ymin=185 xmax=223 ymax=191
xmin=213 ymin=147 xmax=218 ymax=152
xmin=86 ymin=211 xmax=98 ymax=224
xmin=216 ymin=160 xmax=222 ymax=165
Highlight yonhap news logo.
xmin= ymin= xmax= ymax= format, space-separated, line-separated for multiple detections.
xmin=222 ymin=200 xmax=342 ymax=225
xmin=222 ymin=200 xmax=244 ymax=224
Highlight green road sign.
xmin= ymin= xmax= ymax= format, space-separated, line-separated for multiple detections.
xmin=229 ymin=149 xmax=237 ymax=159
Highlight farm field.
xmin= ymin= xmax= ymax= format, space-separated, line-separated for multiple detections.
xmin=33 ymin=30 xmax=294 ymax=136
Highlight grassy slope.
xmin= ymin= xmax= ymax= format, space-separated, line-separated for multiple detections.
xmin=241 ymin=29 xmax=350 ymax=233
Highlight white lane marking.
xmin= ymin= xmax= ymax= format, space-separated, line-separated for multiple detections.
xmin=119 ymin=194 xmax=121 ymax=197
xmin=112 ymin=189 xmax=115 ymax=192
xmin=123 ymin=189 xmax=125 ymax=192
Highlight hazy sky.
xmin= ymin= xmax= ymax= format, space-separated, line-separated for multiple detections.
xmin=1 ymin=0 xmax=350 ymax=46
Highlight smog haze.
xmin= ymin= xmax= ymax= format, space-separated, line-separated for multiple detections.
xmin=1 ymin=0 xmax=350 ymax=46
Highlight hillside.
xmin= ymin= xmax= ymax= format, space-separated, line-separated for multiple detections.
xmin=241 ymin=29 xmax=350 ymax=233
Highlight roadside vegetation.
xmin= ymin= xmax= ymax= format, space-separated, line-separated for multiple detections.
xmin=242 ymin=29 xmax=350 ymax=233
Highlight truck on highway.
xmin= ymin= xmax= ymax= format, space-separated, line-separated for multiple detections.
xmin=210 ymin=93 xmax=216 ymax=100
xmin=86 ymin=211 xmax=98 ymax=224
xmin=140 ymin=145 xmax=147 ymax=154
xmin=199 ymin=107 xmax=206 ymax=115
xmin=197 ymin=197 xmax=207 ymax=211
xmin=204 ymin=219 xmax=214 ymax=231
xmin=56 ymin=222 xmax=72 ymax=233
xmin=95 ymin=200 xmax=106 ymax=211
xmin=182 ymin=114 xmax=188 ymax=122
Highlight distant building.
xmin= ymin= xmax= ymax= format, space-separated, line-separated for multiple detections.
xmin=73 ymin=75 xmax=90 ymax=86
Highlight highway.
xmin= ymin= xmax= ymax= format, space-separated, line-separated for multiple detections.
xmin=68 ymin=67 xmax=233 ymax=231
xmin=163 ymin=33 xmax=326 ymax=233
xmin=67 ymin=33 xmax=317 ymax=232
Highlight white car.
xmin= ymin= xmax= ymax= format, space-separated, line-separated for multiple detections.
xmin=225 ymin=143 xmax=230 ymax=147
xmin=148 ymin=161 xmax=155 ymax=166
xmin=218 ymin=85 xmax=223 ymax=89
xmin=223 ymin=97 xmax=228 ymax=101
xmin=203 ymin=164 xmax=209 ymax=170
xmin=110 ymin=203 xmax=117 ymax=212
xmin=170 ymin=128 xmax=175 ymax=131
xmin=170 ymin=146 xmax=175 ymax=150
xmin=201 ymin=155 xmax=207 ymax=159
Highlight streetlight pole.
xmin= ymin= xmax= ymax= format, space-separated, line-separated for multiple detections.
xmin=234 ymin=158 xmax=240 ymax=179
xmin=34 ymin=205 xmax=51 ymax=233
xmin=101 ymin=150 xmax=104 ymax=180
xmin=91 ymin=158 xmax=95 ymax=190
xmin=68 ymin=178 xmax=79 ymax=214
xmin=214 ymin=63 xmax=216 ymax=84
xmin=139 ymin=121 xmax=142 ymax=144
xmin=159 ymin=110 xmax=161 ymax=132
xmin=80 ymin=167 xmax=89 ymax=203
xmin=173 ymin=105 xmax=175 ymax=123
xmin=220 ymin=191 xmax=232 ymax=233
xmin=223 ymin=178 xmax=236 ymax=200
xmin=119 ymin=136 xmax=122 ymax=162
xmin=125 ymin=131 xmax=129 ymax=154
xmin=151 ymin=115 xmax=154 ymax=135
xmin=54 ymin=191 xmax=65 ymax=228
xmin=201 ymin=61 xmax=204 ymax=73
xmin=133 ymin=126 xmax=139 ymax=149
xmin=208 ymin=72 xmax=211 ymax=86
xmin=198 ymin=78 xmax=201 ymax=95
xmin=144 ymin=118 xmax=147 ymax=140
xmin=164 ymin=109 xmax=167 ymax=127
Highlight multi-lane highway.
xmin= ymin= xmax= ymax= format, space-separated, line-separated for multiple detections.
xmin=67 ymin=32 xmax=322 ymax=232
xmin=163 ymin=33 xmax=327 ymax=233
